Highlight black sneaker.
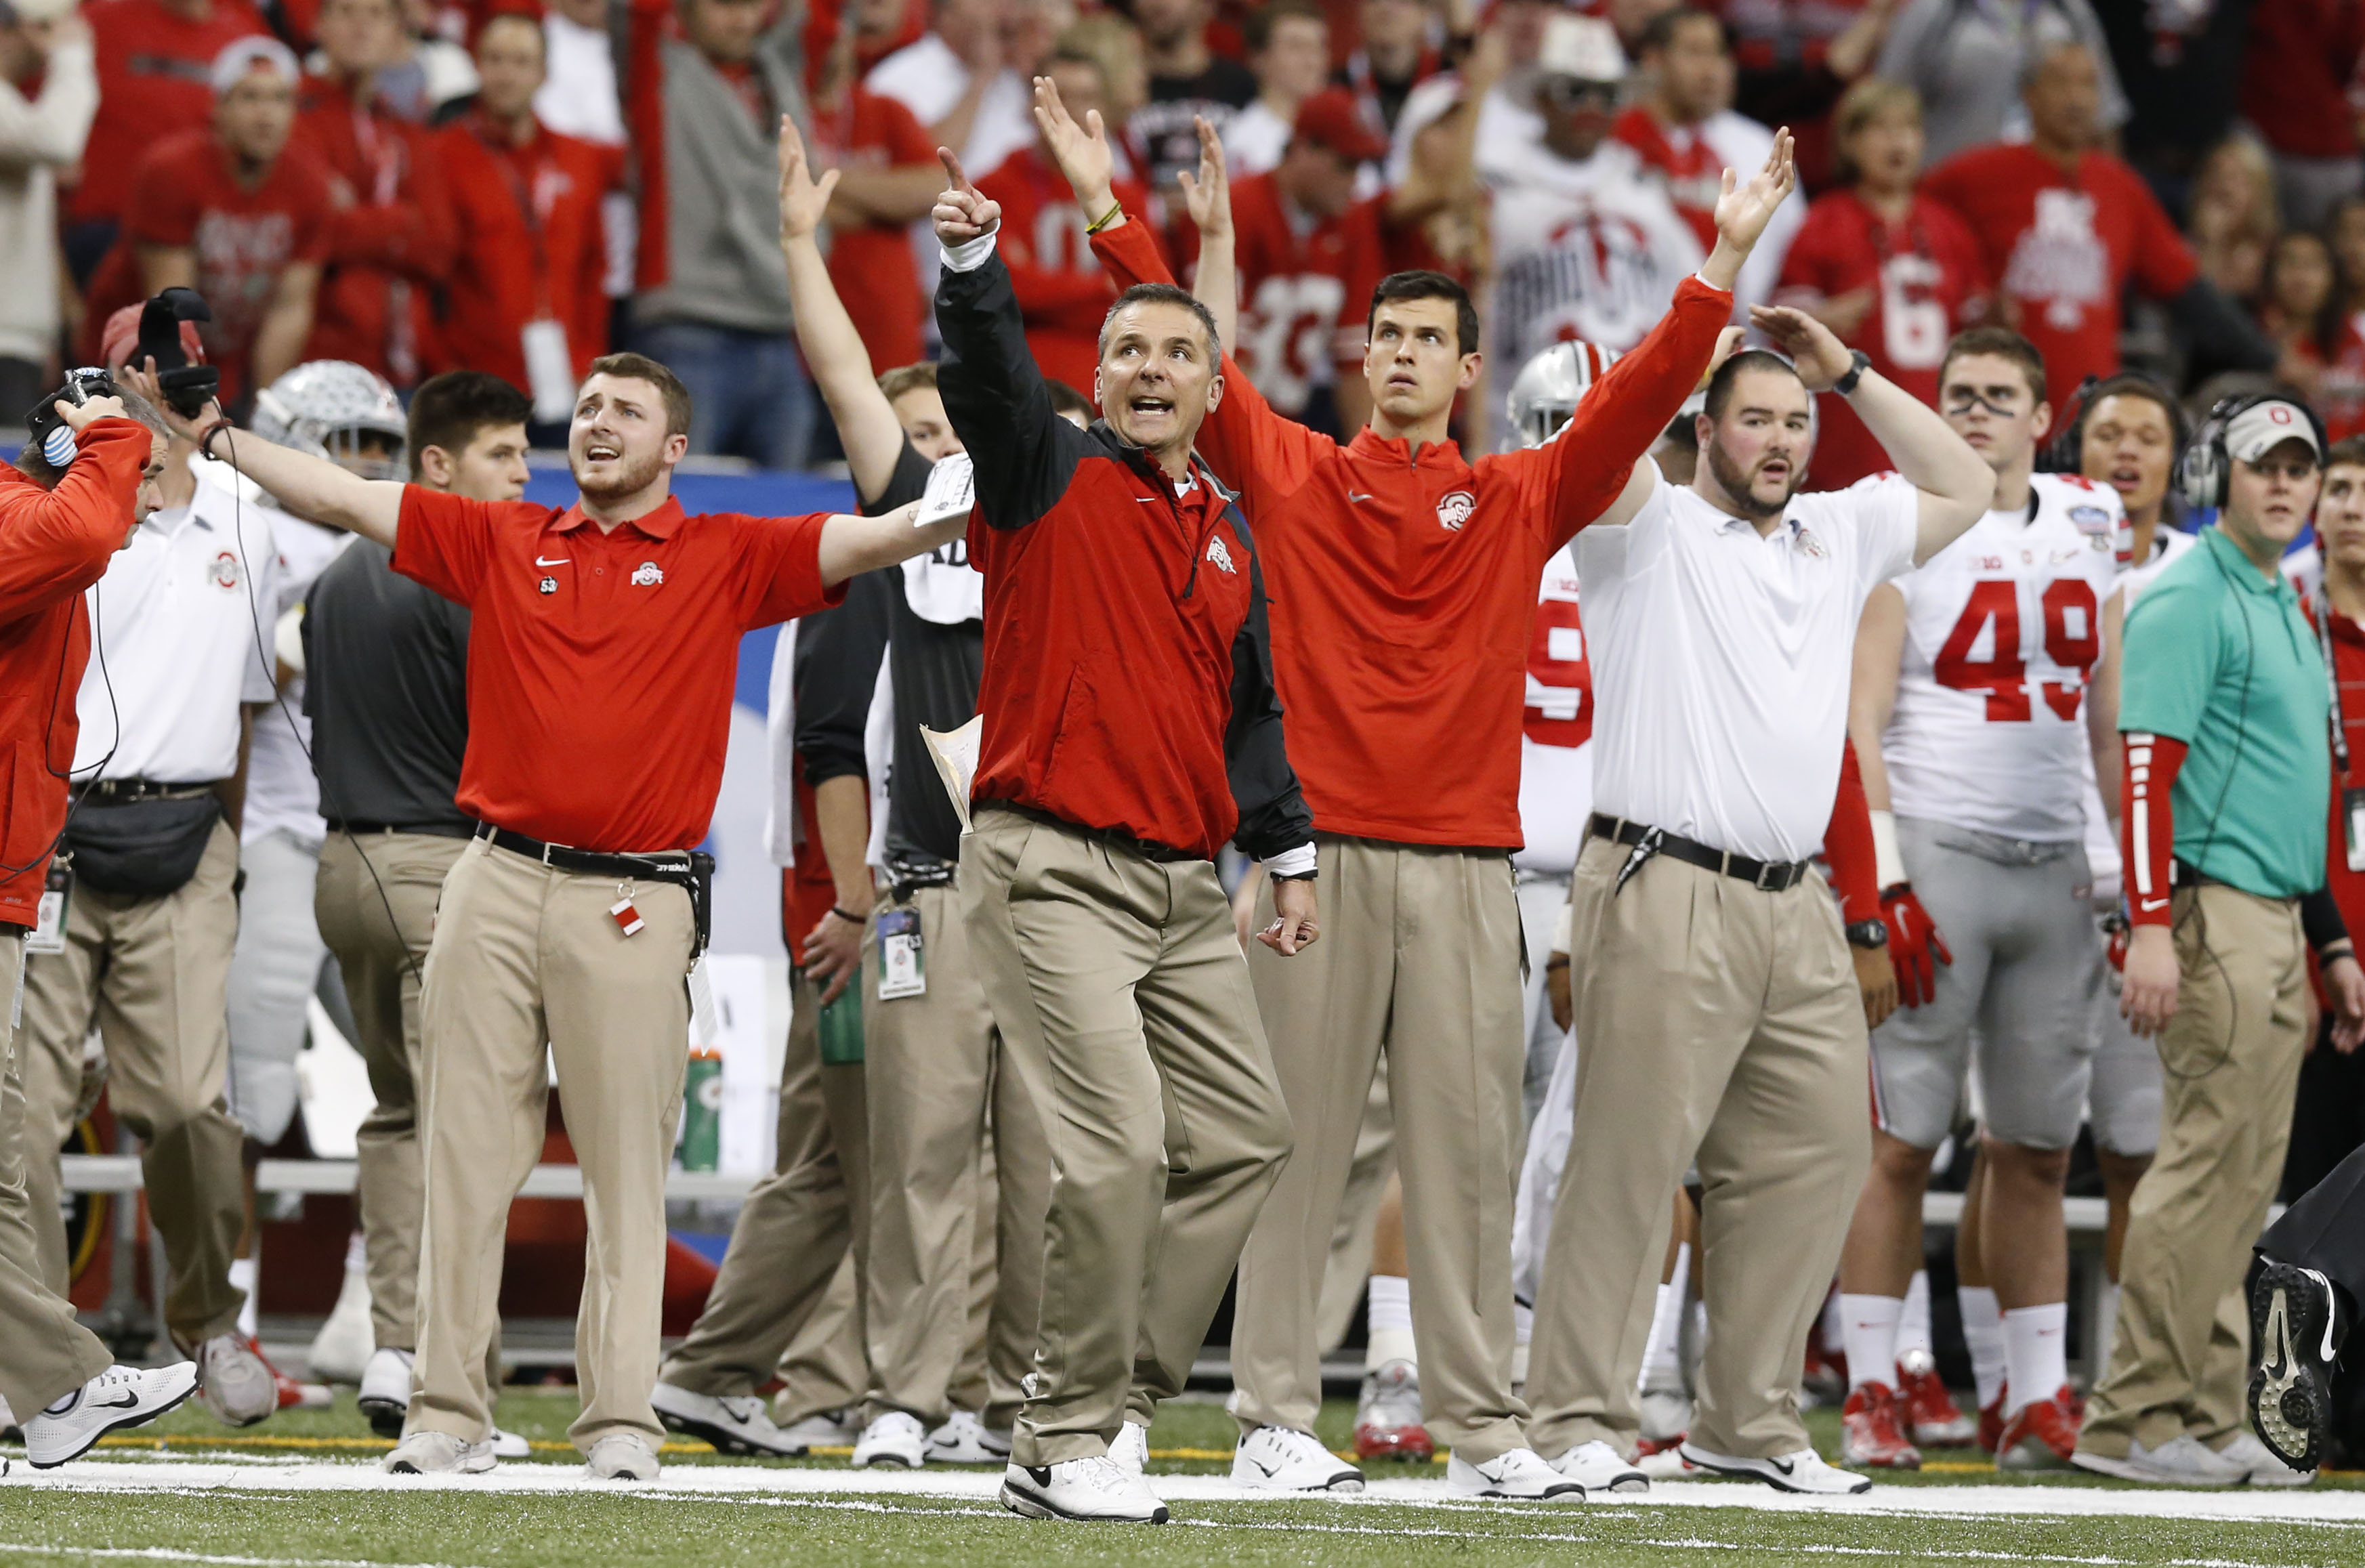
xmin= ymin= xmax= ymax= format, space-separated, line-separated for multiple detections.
xmin=2248 ymin=1259 xmax=2350 ymax=1472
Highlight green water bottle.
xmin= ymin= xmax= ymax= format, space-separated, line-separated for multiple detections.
xmin=679 ymin=1044 xmax=722 ymax=1171
xmin=817 ymin=984 xmax=864 ymax=1065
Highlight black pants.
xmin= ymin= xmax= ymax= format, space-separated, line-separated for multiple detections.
xmin=2262 ymin=1137 xmax=2365 ymax=1458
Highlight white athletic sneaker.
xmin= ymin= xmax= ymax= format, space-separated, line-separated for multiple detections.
xmin=1550 ymin=1439 xmax=1648 ymax=1493
xmin=652 ymin=1381 xmax=815 ymax=1456
xmin=771 ymin=1403 xmax=860 ymax=1449
xmin=1679 ymin=1442 xmax=1871 ymax=1495
xmin=852 ymin=1410 xmax=929 ymax=1468
xmin=2071 ymin=1434 xmax=2248 ymax=1487
xmin=383 ymin=1430 xmax=496 ymax=1475
xmin=927 ymin=1410 xmax=1012 ymax=1463
xmin=492 ymin=1428 xmax=532 ymax=1459
xmin=185 ymin=1333 xmax=276 ymax=1428
xmin=1001 ymin=1456 xmax=1169 ymax=1522
xmin=306 ymin=1265 xmax=375 ymax=1384
xmin=585 ymin=1432 xmax=661 ymax=1481
xmin=22 ymin=1363 xmax=198 ymax=1468
xmin=2215 ymin=1431 xmax=2316 ymax=1487
xmin=1446 ymin=1447 xmax=1584 ymax=1500
xmin=1231 ymin=1424 xmax=1365 ymax=1492
xmin=1110 ymin=1418 xmax=1150 ymax=1477
xmin=357 ymin=1347 xmax=413 ymax=1437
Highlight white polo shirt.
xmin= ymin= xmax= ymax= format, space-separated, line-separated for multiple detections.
xmin=72 ymin=463 xmax=280 ymax=784
xmin=241 ymin=512 xmax=352 ymax=847
xmin=1579 ymin=466 xmax=1920 ymax=864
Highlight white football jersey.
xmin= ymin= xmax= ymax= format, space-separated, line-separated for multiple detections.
xmin=1516 ymin=548 xmax=1595 ymax=874
xmin=2082 ymin=525 xmax=2198 ymax=894
xmin=1883 ymin=473 xmax=2124 ymax=840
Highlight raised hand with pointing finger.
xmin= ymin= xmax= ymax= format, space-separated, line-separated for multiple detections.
xmin=932 ymin=148 xmax=1002 ymax=247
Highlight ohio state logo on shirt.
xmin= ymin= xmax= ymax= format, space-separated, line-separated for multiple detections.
xmin=632 ymin=561 xmax=664 ymax=587
xmin=1436 ymin=491 xmax=1475 ymax=532
xmin=1205 ymin=536 xmax=1236 ymax=574
xmin=210 ymin=552 xmax=242 ymax=589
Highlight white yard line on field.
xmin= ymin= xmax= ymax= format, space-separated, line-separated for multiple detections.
xmin=0 ymin=1546 xmax=478 ymax=1568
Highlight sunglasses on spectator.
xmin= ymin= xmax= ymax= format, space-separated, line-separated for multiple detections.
xmin=1540 ymin=78 xmax=1620 ymax=108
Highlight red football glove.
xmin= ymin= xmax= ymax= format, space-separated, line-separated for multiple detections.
xmin=2103 ymin=910 xmax=2129 ymax=973
xmin=1880 ymin=882 xmax=1952 ymax=1009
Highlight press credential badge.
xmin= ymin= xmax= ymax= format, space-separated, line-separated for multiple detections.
xmin=877 ymin=906 xmax=926 ymax=999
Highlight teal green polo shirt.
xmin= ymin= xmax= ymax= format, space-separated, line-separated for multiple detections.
xmin=2120 ymin=526 xmax=2330 ymax=899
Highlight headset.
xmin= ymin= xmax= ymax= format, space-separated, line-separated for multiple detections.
xmin=2038 ymin=370 xmax=2192 ymax=478
xmin=2177 ymin=392 xmax=2326 ymax=512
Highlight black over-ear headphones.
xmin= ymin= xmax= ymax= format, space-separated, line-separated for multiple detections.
xmin=2040 ymin=371 xmax=2192 ymax=476
xmin=2178 ymin=392 xmax=2327 ymax=511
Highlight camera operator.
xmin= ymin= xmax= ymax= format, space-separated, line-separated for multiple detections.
xmin=0 ymin=385 xmax=205 ymax=1466
xmin=14 ymin=341 xmax=285 ymax=1430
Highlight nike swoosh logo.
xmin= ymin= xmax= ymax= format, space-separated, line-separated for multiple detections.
xmin=2139 ymin=897 xmax=2169 ymax=911
xmin=1767 ymin=1456 xmax=1795 ymax=1475
xmin=95 ymin=1392 xmax=142 ymax=1410
xmin=535 ymin=556 xmax=570 ymax=566
xmin=1347 ymin=492 xmax=1375 ymax=503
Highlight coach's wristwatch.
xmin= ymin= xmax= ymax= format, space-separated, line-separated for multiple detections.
xmin=1844 ymin=918 xmax=1889 ymax=949
xmin=1833 ymin=350 xmax=1873 ymax=397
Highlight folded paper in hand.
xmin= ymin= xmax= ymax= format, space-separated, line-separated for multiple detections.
xmin=921 ymin=716 xmax=984 ymax=833
xmin=918 ymin=450 xmax=976 ymax=528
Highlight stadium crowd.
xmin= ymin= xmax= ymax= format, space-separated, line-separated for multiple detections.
xmin=5 ymin=0 xmax=2365 ymax=1526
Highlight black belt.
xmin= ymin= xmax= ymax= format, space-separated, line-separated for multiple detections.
xmin=2171 ymin=858 xmax=2226 ymax=891
xmin=474 ymin=822 xmax=715 ymax=958
xmin=82 ymin=779 xmax=215 ymax=807
xmin=983 ymin=802 xmax=1201 ymax=864
xmin=1588 ymin=813 xmax=1812 ymax=895
xmin=330 ymin=820 xmax=475 ymax=841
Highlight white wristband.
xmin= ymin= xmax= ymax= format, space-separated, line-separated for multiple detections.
xmin=1551 ymin=902 xmax=1572 ymax=957
xmin=1265 ymin=843 xmax=1317 ymax=879
xmin=1870 ymin=809 xmax=1905 ymax=891
xmin=939 ymin=230 xmax=999 ymax=273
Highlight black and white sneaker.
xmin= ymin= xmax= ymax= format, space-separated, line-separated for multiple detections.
xmin=1679 ymin=1441 xmax=1871 ymax=1495
xmin=926 ymin=1410 xmax=1012 ymax=1464
xmin=650 ymin=1381 xmax=812 ymax=1457
xmin=1446 ymin=1447 xmax=1585 ymax=1500
xmin=2250 ymin=1260 xmax=2349 ymax=1473
xmin=23 ymin=1363 xmax=199 ymax=1468
xmin=1230 ymin=1424 xmax=1365 ymax=1492
xmin=1001 ymin=1456 xmax=1169 ymax=1522
xmin=358 ymin=1347 xmax=413 ymax=1438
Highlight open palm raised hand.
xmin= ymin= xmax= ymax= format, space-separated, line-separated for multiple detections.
xmin=1712 ymin=125 xmax=1797 ymax=257
xmin=1031 ymin=74 xmax=1115 ymax=214
xmin=1175 ymin=114 xmax=1231 ymax=242
xmin=776 ymin=114 xmax=841 ymax=244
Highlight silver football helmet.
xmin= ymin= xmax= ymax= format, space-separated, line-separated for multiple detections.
xmin=253 ymin=360 xmax=407 ymax=479
xmin=1503 ymin=340 xmax=1622 ymax=451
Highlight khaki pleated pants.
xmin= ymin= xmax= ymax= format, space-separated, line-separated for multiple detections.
xmin=1526 ymin=833 xmax=1870 ymax=1461
xmin=1232 ymin=836 xmax=1531 ymax=1462
xmin=962 ymin=807 xmax=1293 ymax=1466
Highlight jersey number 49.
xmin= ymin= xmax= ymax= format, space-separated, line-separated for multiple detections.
xmin=1932 ymin=577 xmax=2099 ymax=721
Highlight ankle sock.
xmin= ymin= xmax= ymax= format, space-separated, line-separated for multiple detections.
xmin=1959 ymin=1286 xmax=2005 ymax=1410
xmin=1637 ymin=1243 xmax=1690 ymax=1392
xmin=1896 ymin=1269 xmax=1933 ymax=1365
xmin=1839 ymin=1294 xmax=1904 ymax=1394
xmin=2001 ymin=1302 xmax=2068 ymax=1418
xmin=1366 ymin=1275 xmax=1416 ymax=1370
xmin=229 ymin=1256 xmax=259 ymax=1342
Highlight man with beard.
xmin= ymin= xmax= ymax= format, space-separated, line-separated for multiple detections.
xmin=1523 ymin=309 xmax=1993 ymax=1496
xmin=155 ymin=352 xmax=971 ymax=1483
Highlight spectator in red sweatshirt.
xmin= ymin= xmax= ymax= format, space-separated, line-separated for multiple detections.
xmin=432 ymin=11 xmax=625 ymax=423
xmin=64 ymin=0 xmax=272 ymax=282
xmin=806 ymin=10 xmax=943 ymax=377
xmin=976 ymin=45 xmax=1159 ymax=400
xmin=299 ymin=0 xmax=457 ymax=389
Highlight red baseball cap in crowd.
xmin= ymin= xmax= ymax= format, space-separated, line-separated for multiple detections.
xmin=1293 ymin=88 xmax=1389 ymax=165
xmin=99 ymin=304 xmax=207 ymax=377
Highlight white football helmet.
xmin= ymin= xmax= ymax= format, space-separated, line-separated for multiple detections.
xmin=253 ymin=360 xmax=407 ymax=479
xmin=1503 ymin=340 xmax=1621 ymax=451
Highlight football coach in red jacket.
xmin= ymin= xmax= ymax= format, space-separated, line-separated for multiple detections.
xmin=932 ymin=147 xmax=1318 ymax=1525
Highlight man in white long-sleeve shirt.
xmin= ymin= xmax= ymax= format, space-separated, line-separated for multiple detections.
xmin=0 ymin=1 xmax=98 ymax=413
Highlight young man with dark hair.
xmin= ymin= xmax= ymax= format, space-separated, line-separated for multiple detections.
xmin=1224 ymin=0 xmax=1331 ymax=175
xmin=300 ymin=368 xmax=527 ymax=1441
xmin=1038 ymin=80 xmax=1795 ymax=1496
xmin=171 ymin=343 xmax=970 ymax=1481
xmin=2080 ymin=396 xmax=2365 ymax=1485
xmin=1838 ymin=326 xmax=2120 ymax=1472
xmin=931 ymin=135 xmax=1316 ymax=1524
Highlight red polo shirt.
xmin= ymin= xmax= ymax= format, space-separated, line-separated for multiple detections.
xmin=392 ymin=488 xmax=844 ymax=852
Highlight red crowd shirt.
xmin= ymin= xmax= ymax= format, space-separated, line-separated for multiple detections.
xmin=1778 ymin=188 xmax=1990 ymax=490
xmin=810 ymin=87 xmax=937 ymax=375
xmin=68 ymin=0 xmax=273 ymax=228
xmin=390 ymin=488 xmax=845 ymax=852
xmin=1093 ymin=218 xmax=1733 ymax=847
xmin=0 ymin=423 xmax=150 ymax=927
xmin=1612 ymin=106 xmax=1723 ymax=251
xmin=81 ymin=131 xmax=334 ymax=404
xmin=1921 ymin=144 xmax=2199 ymax=409
xmin=2239 ymin=0 xmax=2365 ymax=159
xmin=2315 ymin=315 xmax=2365 ymax=444
xmin=978 ymin=146 xmax=1158 ymax=400
xmin=2319 ymin=600 xmax=2365 ymax=1002
xmin=299 ymin=75 xmax=458 ymax=387
xmin=432 ymin=112 xmax=625 ymax=386
xmin=1225 ymin=175 xmax=1389 ymax=421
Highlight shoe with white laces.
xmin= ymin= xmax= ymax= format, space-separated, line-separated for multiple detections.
xmin=652 ymin=1381 xmax=814 ymax=1457
xmin=491 ymin=1428 xmax=531 ymax=1459
xmin=184 ymin=1332 xmax=276 ymax=1428
xmin=305 ymin=1261 xmax=375 ymax=1384
xmin=1549 ymin=1439 xmax=1648 ymax=1493
xmin=2250 ymin=1260 xmax=2348 ymax=1473
xmin=1001 ymin=1456 xmax=1169 ymax=1522
xmin=1231 ymin=1424 xmax=1365 ymax=1492
xmin=2214 ymin=1430 xmax=2316 ymax=1487
xmin=926 ymin=1410 xmax=1011 ymax=1463
xmin=383 ymin=1430 xmax=496 ymax=1475
xmin=1110 ymin=1419 xmax=1150 ymax=1477
xmin=1447 ymin=1447 xmax=1584 ymax=1500
xmin=852 ymin=1410 xmax=929 ymax=1468
xmin=22 ymin=1363 xmax=198 ymax=1468
xmin=2071 ymin=1433 xmax=2247 ymax=1486
xmin=585 ymin=1432 xmax=661 ymax=1481
xmin=1679 ymin=1441 xmax=1871 ymax=1495
xmin=358 ymin=1347 xmax=413 ymax=1438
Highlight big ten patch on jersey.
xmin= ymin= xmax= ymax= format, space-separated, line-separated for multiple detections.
xmin=1526 ymin=560 xmax=1591 ymax=750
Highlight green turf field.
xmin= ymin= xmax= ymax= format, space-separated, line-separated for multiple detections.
xmin=5 ymin=1392 xmax=2362 ymax=1568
